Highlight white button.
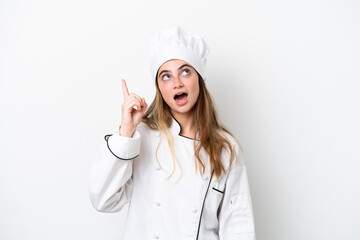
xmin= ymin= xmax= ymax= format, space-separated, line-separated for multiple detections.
xmin=192 ymin=208 xmax=197 ymax=213
xmin=154 ymin=234 xmax=160 ymax=239
xmin=155 ymin=165 xmax=161 ymax=171
xmin=155 ymin=201 xmax=161 ymax=207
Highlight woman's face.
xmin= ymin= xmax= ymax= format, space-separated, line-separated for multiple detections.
xmin=157 ymin=59 xmax=200 ymax=118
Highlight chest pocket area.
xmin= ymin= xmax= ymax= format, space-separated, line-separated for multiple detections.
xmin=204 ymin=181 xmax=225 ymax=216
xmin=200 ymin=180 xmax=225 ymax=232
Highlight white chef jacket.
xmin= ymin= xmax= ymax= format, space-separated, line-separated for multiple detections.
xmin=89 ymin=116 xmax=256 ymax=240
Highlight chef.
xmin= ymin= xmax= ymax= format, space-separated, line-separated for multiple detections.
xmin=89 ymin=26 xmax=256 ymax=240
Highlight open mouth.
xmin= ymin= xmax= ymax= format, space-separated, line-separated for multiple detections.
xmin=174 ymin=93 xmax=188 ymax=101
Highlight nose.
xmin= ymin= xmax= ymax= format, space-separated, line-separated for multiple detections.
xmin=173 ymin=76 xmax=184 ymax=88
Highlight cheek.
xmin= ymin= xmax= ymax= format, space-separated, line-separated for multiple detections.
xmin=194 ymin=87 xmax=200 ymax=101
xmin=190 ymin=81 xmax=200 ymax=99
xmin=158 ymin=84 xmax=172 ymax=101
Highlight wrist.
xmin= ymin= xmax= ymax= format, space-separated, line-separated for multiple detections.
xmin=119 ymin=125 xmax=134 ymax=137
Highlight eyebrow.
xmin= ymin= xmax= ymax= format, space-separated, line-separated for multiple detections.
xmin=158 ymin=64 xmax=193 ymax=78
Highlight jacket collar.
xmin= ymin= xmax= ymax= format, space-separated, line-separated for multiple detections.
xmin=169 ymin=114 xmax=200 ymax=141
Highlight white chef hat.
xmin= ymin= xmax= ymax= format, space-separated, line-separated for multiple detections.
xmin=149 ymin=26 xmax=210 ymax=83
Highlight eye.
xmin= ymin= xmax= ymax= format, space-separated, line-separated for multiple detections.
xmin=162 ymin=74 xmax=171 ymax=81
xmin=182 ymin=69 xmax=191 ymax=76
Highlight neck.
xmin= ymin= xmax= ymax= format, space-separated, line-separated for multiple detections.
xmin=170 ymin=110 xmax=197 ymax=139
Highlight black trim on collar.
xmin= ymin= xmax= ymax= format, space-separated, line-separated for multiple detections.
xmin=179 ymin=134 xmax=195 ymax=140
xmin=169 ymin=112 xmax=200 ymax=141
xmin=104 ymin=134 xmax=138 ymax=160
xmin=196 ymin=169 xmax=215 ymax=240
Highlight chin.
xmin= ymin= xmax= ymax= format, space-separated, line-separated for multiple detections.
xmin=171 ymin=105 xmax=195 ymax=115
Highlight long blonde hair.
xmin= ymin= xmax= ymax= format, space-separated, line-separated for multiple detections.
xmin=142 ymin=74 xmax=239 ymax=179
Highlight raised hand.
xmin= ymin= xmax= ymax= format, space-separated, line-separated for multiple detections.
xmin=119 ymin=79 xmax=147 ymax=137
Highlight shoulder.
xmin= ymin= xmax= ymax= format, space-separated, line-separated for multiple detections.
xmin=219 ymin=131 xmax=237 ymax=147
xmin=218 ymin=130 xmax=245 ymax=170
xmin=137 ymin=121 xmax=148 ymax=131
xmin=136 ymin=121 xmax=159 ymax=138
xmin=218 ymin=130 xmax=242 ymax=154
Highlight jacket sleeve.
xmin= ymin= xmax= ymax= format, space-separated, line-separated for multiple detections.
xmin=89 ymin=129 xmax=141 ymax=213
xmin=218 ymin=143 xmax=256 ymax=240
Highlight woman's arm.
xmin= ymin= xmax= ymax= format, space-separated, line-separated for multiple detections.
xmin=89 ymin=129 xmax=141 ymax=213
xmin=218 ymin=144 xmax=256 ymax=240
xmin=89 ymin=79 xmax=147 ymax=212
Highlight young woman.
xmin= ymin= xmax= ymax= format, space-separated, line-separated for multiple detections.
xmin=89 ymin=26 xmax=256 ymax=240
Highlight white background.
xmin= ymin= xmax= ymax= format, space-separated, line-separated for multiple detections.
xmin=1 ymin=0 xmax=359 ymax=239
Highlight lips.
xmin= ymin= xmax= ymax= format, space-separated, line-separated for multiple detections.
xmin=174 ymin=92 xmax=188 ymax=100
xmin=174 ymin=92 xmax=188 ymax=105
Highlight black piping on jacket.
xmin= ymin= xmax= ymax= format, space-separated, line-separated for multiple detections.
xmin=196 ymin=168 xmax=215 ymax=240
xmin=104 ymin=134 xmax=139 ymax=160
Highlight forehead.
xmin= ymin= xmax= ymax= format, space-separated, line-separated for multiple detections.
xmin=158 ymin=59 xmax=193 ymax=72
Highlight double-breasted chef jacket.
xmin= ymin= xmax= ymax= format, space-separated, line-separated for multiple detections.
xmin=89 ymin=115 xmax=256 ymax=240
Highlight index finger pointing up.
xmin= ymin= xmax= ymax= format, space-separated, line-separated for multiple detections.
xmin=122 ymin=79 xmax=129 ymax=100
